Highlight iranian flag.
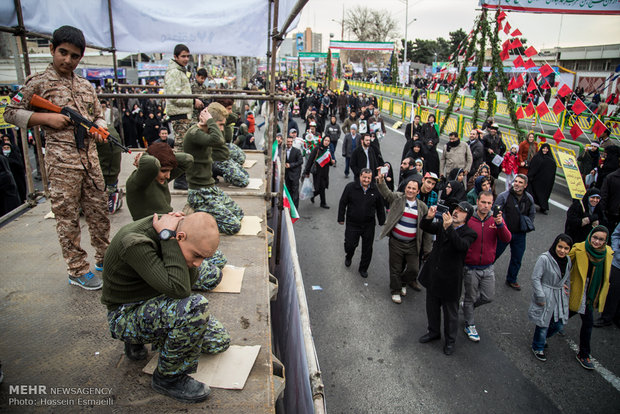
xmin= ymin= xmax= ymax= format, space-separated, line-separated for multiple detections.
xmin=283 ymin=183 xmax=299 ymax=223
xmin=272 ymin=137 xmax=279 ymax=162
xmin=316 ymin=149 xmax=331 ymax=167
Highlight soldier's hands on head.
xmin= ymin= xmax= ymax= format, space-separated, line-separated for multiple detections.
xmin=195 ymin=99 xmax=204 ymax=109
xmin=152 ymin=212 xmax=183 ymax=233
xmin=45 ymin=113 xmax=71 ymax=130
xmin=133 ymin=152 xmax=143 ymax=167
xmin=198 ymin=107 xmax=212 ymax=127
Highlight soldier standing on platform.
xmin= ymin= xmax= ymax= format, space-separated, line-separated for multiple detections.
xmin=5 ymin=25 xmax=110 ymax=290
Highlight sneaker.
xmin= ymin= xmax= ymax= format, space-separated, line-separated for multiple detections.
xmin=532 ymin=348 xmax=547 ymax=362
xmin=576 ymin=354 xmax=594 ymax=370
xmin=68 ymin=271 xmax=103 ymax=290
xmin=400 ymin=286 xmax=407 ymax=296
xmin=151 ymin=369 xmax=211 ymax=403
xmin=464 ymin=325 xmax=480 ymax=342
xmin=593 ymin=317 xmax=612 ymax=328
xmin=95 ymin=262 xmax=104 ymax=272
xmin=505 ymin=281 xmax=522 ymax=291
xmin=391 ymin=294 xmax=402 ymax=304
xmin=107 ymin=192 xmax=117 ymax=214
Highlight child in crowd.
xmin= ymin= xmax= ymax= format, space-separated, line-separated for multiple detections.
xmin=502 ymin=144 xmax=519 ymax=192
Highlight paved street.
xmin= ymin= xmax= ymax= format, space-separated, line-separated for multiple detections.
xmin=293 ymin=121 xmax=620 ymax=413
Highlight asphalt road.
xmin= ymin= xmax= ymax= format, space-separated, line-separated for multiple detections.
xmin=293 ymin=121 xmax=620 ymax=414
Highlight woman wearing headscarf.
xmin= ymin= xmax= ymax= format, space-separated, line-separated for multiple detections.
xmin=527 ymin=143 xmax=556 ymax=215
xmin=564 ymin=188 xmax=607 ymax=243
xmin=304 ymin=136 xmax=335 ymax=209
xmin=122 ymin=109 xmax=139 ymax=148
xmin=467 ymin=176 xmax=492 ymax=205
xmin=528 ymin=234 xmax=573 ymax=362
xmin=467 ymin=162 xmax=491 ymax=192
xmin=518 ymin=132 xmax=538 ymax=175
xmin=402 ymin=138 xmax=426 ymax=163
xmin=568 ymin=226 xmax=613 ymax=369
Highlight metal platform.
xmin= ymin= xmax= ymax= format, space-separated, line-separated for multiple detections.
xmin=0 ymin=151 xmax=280 ymax=412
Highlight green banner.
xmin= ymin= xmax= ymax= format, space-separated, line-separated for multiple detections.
xmin=299 ymin=52 xmax=340 ymax=59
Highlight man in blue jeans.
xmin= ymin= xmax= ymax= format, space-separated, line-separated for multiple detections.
xmin=493 ymin=174 xmax=535 ymax=290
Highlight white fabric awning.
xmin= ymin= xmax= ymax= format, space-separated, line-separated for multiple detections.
xmin=0 ymin=0 xmax=301 ymax=57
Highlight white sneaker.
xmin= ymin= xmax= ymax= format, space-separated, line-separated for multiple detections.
xmin=464 ymin=325 xmax=480 ymax=342
xmin=392 ymin=294 xmax=402 ymax=304
xmin=400 ymin=286 xmax=407 ymax=296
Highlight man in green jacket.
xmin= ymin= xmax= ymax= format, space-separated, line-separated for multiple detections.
xmin=184 ymin=104 xmax=244 ymax=234
xmin=101 ymin=212 xmax=230 ymax=403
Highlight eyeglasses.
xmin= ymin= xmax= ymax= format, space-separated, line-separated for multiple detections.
xmin=591 ymin=236 xmax=606 ymax=242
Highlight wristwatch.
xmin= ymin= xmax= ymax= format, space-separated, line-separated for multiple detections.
xmin=159 ymin=229 xmax=177 ymax=241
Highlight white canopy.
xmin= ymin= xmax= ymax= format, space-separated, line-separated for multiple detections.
xmin=0 ymin=0 xmax=301 ymax=57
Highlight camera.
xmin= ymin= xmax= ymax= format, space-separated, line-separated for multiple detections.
xmin=492 ymin=205 xmax=501 ymax=217
xmin=380 ymin=166 xmax=389 ymax=175
xmin=435 ymin=203 xmax=449 ymax=219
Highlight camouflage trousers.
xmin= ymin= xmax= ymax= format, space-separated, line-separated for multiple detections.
xmin=171 ymin=118 xmax=192 ymax=150
xmin=188 ymin=186 xmax=244 ymax=235
xmin=228 ymin=143 xmax=246 ymax=165
xmin=107 ymin=294 xmax=230 ymax=376
xmin=48 ymin=164 xmax=110 ymax=277
xmin=193 ymin=249 xmax=227 ymax=291
xmin=213 ymin=159 xmax=250 ymax=188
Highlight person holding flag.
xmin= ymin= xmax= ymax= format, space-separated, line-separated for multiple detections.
xmin=304 ymin=136 xmax=335 ymax=209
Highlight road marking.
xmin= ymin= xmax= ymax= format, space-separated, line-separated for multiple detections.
xmin=567 ymin=339 xmax=620 ymax=391
xmin=386 ymin=125 xmax=570 ymax=211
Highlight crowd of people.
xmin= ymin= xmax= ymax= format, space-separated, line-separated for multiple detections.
xmin=1 ymin=22 xmax=619 ymax=403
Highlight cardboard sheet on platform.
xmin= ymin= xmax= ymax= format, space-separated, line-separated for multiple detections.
xmin=142 ymin=345 xmax=261 ymax=390
xmin=243 ymin=160 xmax=257 ymax=169
xmin=210 ymin=265 xmax=245 ymax=293
xmin=236 ymin=216 xmax=263 ymax=236
xmin=246 ymin=178 xmax=263 ymax=190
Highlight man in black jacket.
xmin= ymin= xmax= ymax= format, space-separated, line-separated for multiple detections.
xmin=405 ymin=115 xmax=422 ymax=142
xmin=338 ymin=168 xmax=386 ymax=278
xmin=398 ymin=157 xmax=421 ymax=192
xmin=350 ymin=133 xmax=384 ymax=180
xmin=601 ymin=168 xmax=620 ymax=231
xmin=323 ymin=115 xmax=341 ymax=163
xmin=285 ymin=136 xmax=303 ymax=208
xmin=418 ymin=201 xmax=477 ymax=355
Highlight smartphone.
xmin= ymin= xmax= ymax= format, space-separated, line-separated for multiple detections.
xmin=493 ymin=205 xmax=501 ymax=217
xmin=435 ymin=203 xmax=449 ymax=218
xmin=380 ymin=166 xmax=389 ymax=175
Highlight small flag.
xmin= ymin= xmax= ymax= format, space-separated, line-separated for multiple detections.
xmin=572 ymin=98 xmax=587 ymax=115
xmin=511 ymin=29 xmax=522 ymax=37
xmin=498 ymin=11 xmax=507 ymax=22
xmin=527 ymin=79 xmax=537 ymax=92
xmin=504 ymin=22 xmax=511 ymax=35
xmin=509 ymin=38 xmax=523 ymax=50
xmin=536 ymin=101 xmax=550 ymax=117
xmin=502 ymin=39 xmax=510 ymax=50
xmin=541 ymin=80 xmax=551 ymax=89
xmin=500 ymin=48 xmax=510 ymax=61
xmin=524 ymin=46 xmax=538 ymax=57
xmin=553 ymin=128 xmax=565 ymax=144
xmin=523 ymin=59 xmax=536 ymax=70
xmin=557 ymin=84 xmax=572 ymax=98
xmin=12 ymin=92 xmax=23 ymax=103
xmin=569 ymin=122 xmax=584 ymax=140
xmin=524 ymin=101 xmax=535 ymax=117
xmin=516 ymin=107 xmax=525 ymax=119
xmin=552 ymin=99 xmax=566 ymax=115
xmin=592 ymin=119 xmax=608 ymax=137
xmin=316 ymin=149 xmax=331 ymax=167
xmin=283 ymin=183 xmax=299 ymax=223
xmin=513 ymin=74 xmax=524 ymax=89
xmin=513 ymin=56 xmax=524 ymax=68
xmin=539 ymin=64 xmax=554 ymax=77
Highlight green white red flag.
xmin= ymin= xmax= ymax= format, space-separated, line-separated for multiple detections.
xmin=283 ymin=183 xmax=299 ymax=223
xmin=316 ymin=149 xmax=331 ymax=167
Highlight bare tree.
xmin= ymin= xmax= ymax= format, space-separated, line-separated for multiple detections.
xmin=343 ymin=6 xmax=398 ymax=76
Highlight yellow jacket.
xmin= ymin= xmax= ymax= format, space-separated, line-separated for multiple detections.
xmin=568 ymin=242 xmax=613 ymax=313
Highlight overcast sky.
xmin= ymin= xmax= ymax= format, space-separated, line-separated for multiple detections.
xmin=295 ymin=0 xmax=620 ymax=52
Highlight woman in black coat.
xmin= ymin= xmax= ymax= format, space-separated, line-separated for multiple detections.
xmin=142 ymin=112 xmax=161 ymax=146
xmin=423 ymin=138 xmax=440 ymax=176
xmin=527 ymin=143 xmax=556 ymax=214
xmin=304 ymin=136 xmax=335 ymax=208
xmin=122 ymin=109 xmax=139 ymax=148
xmin=421 ymin=114 xmax=439 ymax=149
xmin=564 ymin=187 xmax=607 ymax=243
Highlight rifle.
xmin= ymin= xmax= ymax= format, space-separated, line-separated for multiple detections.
xmin=30 ymin=94 xmax=131 ymax=153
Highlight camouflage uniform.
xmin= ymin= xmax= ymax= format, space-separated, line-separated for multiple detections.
xmin=164 ymin=59 xmax=193 ymax=150
xmin=108 ymin=294 xmax=230 ymax=376
xmin=191 ymin=80 xmax=209 ymax=121
xmin=188 ymin=187 xmax=244 ymax=235
xmin=213 ymin=159 xmax=250 ymax=187
xmin=96 ymin=125 xmax=123 ymax=214
xmin=193 ymin=249 xmax=227 ymax=291
xmin=4 ymin=63 xmax=110 ymax=277
xmin=228 ymin=143 xmax=246 ymax=166
xmin=223 ymin=114 xmax=246 ymax=166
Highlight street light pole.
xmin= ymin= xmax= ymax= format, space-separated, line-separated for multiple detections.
xmin=404 ymin=0 xmax=408 ymax=72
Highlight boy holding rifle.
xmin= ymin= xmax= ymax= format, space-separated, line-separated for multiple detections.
xmin=5 ymin=25 xmax=110 ymax=290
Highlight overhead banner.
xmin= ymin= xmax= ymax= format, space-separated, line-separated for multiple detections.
xmin=329 ymin=41 xmax=394 ymax=51
xmin=298 ymin=52 xmax=340 ymax=59
xmin=557 ymin=152 xmax=586 ymax=200
xmin=480 ymin=0 xmax=620 ymax=15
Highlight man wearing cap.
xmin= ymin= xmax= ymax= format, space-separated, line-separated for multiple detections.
xmin=377 ymin=169 xmax=432 ymax=303
xmin=418 ymin=172 xmax=439 ymax=207
xmin=418 ymin=202 xmax=477 ymax=355
xmin=341 ymin=109 xmax=358 ymax=135
xmin=342 ymin=124 xmax=359 ymax=179
xmin=482 ymin=124 xmax=506 ymax=179
xmin=462 ymin=191 xmax=511 ymax=342
xmin=493 ymin=174 xmax=535 ymax=290
xmin=468 ymin=129 xmax=485 ymax=179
